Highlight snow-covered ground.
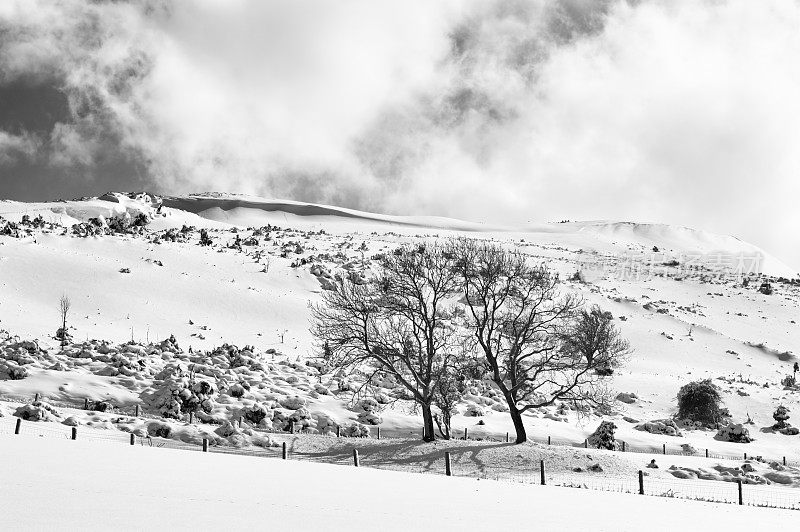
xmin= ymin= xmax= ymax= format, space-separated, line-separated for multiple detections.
xmin=0 ymin=434 xmax=795 ymax=531
xmin=2 ymin=191 xmax=800 ymax=517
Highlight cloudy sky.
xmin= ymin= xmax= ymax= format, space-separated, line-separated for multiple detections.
xmin=1 ymin=0 xmax=799 ymax=268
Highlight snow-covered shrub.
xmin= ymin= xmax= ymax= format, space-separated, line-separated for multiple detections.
xmin=615 ymin=392 xmax=637 ymax=404
xmin=781 ymin=375 xmax=796 ymax=388
xmin=464 ymin=404 xmax=485 ymax=417
xmin=587 ymin=421 xmax=617 ymax=450
xmin=279 ymin=396 xmax=306 ymax=410
xmin=14 ymin=401 xmax=60 ymax=421
xmin=241 ymin=403 xmax=271 ymax=426
xmin=341 ymin=422 xmax=370 ymax=438
xmin=773 ymin=405 xmax=790 ymax=430
xmin=715 ymin=423 xmax=752 ymax=443
xmin=228 ymin=383 xmax=246 ymax=398
xmin=635 ymin=419 xmax=683 ymax=437
xmin=147 ymin=421 xmax=172 ymax=438
xmin=677 ymin=379 xmax=727 ymax=425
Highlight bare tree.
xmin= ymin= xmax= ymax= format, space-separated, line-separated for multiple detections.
xmin=311 ymin=243 xmax=460 ymax=441
xmin=451 ymin=239 xmax=625 ymax=444
xmin=58 ymin=294 xmax=71 ymax=347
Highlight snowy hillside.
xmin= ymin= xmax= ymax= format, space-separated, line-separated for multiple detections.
xmin=1 ymin=191 xmax=800 ymax=492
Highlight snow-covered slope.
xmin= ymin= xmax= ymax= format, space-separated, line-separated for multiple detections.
xmin=1 ymin=191 xmax=800 ymax=482
xmin=2 ymin=435 xmax=793 ymax=531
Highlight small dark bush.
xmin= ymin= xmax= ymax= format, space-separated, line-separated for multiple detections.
xmin=677 ymin=379 xmax=726 ymax=425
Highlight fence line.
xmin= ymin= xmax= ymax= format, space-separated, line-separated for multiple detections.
xmin=2 ymin=414 xmax=799 ymax=512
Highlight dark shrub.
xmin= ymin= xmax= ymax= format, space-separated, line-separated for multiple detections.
xmin=677 ymin=379 xmax=726 ymax=425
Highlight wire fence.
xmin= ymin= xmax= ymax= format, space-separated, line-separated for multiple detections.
xmin=2 ymin=413 xmax=800 ymax=512
xmin=2 ymin=394 xmax=800 ymax=511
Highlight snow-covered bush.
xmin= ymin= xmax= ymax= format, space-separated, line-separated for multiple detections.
xmin=635 ymin=419 xmax=683 ymax=437
xmin=14 ymin=401 xmax=61 ymax=421
xmin=677 ymin=379 xmax=727 ymax=425
xmin=241 ymin=403 xmax=271 ymax=426
xmin=464 ymin=404 xmax=486 ymax=417
xmin=715 ymin=423 xmax=752 ymax=443
xmin=587 ymin=421 xmax=618 ymax=450
xmin=773 ymin=405 xmax=790 ymax=430
xmin=341 ymin=422 xmax=370 ymax=438
xmin=279 ymin=396 xmax=306 ymax=410
xmin=147 ymin=421 xmax=172 ymax=438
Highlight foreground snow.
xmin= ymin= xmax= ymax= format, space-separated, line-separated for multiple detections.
xmin=0 ymin=435 xmax=794 ymax=531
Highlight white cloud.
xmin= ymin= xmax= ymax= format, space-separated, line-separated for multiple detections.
xmin=0 ymin=0 xmax=798 ymax=268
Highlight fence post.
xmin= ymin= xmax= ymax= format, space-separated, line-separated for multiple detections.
xmin=540 ymin=460 xmax=546 ymax=485
xmin=662 ymin=443 xmax=666 ymax=455
xmin=135 ymin=404 xmax=140 ymax=417
xmin=445 ymin=452 xmax=452 ymax=476
xmin=189 ymin=411 xmax=194 ymax=424
xmin=638 ymin=470 xmax=644 ymax=495
xmin=84 ymin=398 xmax=89 ymax=410
xmin=506 ymin=432 xmax=509 ymax=443
xmin=622 ymin=441 xmax=626 ymax=452
xmin=15 ymin=418 xmax=21 ymax=435
xmin=737 ymin=479 xmax=743 ymax=505
xmin=547 ymin=436 xmax=551 ymax=445
xmin=584 ymin=439 xmax=588 ymax=449
xmin=783 ymin=456 xmax=786 ymax=466
xmin=34 ymin=393 xmax=39 ymax=402
xmin=336 ymin=426 xmax=341 ymax=438
xmin=744 ymin=452 xmax=747 ymax=460
xmin=705 ymin=448 xmax=709 ymax=458
xmin=353 ymin=449 xmax=360 ymax=467
xmin=282 ymin=442 xmax=287 ymax=460
xmin=71 ymin=427 xmax=77 ymax=440
xmin=203 ymin=438 xmax=208 ymax=452
xmin=377 ymin=427 xmax=381 ymax=440
xmin=464 ymin=427 xmax=468 ymax=440
xmin=290 ymin=422 xmax=295 ymax=434
xmin=130 ymin=433 xmax=135 ymax=446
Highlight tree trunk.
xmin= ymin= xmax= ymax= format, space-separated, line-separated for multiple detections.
xmin=421 ymin=403 xmax=436 ymax=442
xmin=508 ymin=401 xmax=527 ymax=444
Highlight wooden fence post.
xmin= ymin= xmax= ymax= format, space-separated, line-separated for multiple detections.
xmin=506 ymin=432 xmax=509 ymax=443
xmin=34 ymin=393 xmax=39 ymax=402
xmin=135 ymin=404 xmax=140 ymax=417
xmin=377 ymin=427 xmax=381 ymax=440
xmin=14 ymin=418 xmax=21 ymax=435
xmin=547 ymin=436 xmax=551 ymax=445
xmin=445 ymin=452 xmax=452 ymax=476
xmin=662 ymin=443 xmax=666 ymax=455
xmin=737 ymin=479 xmax=743 ymax=505
xmin=71 ymin=427 xmax=77 ymax=440
xmin=464 ymin=427 xmax=468 ymax=440
xmin=336 ymin=426 xmax=341 ymax=438
xmin=353 ymin=449 xmax=360 ymax=467
xmin=130 ymin=433 xmax=135 ymax=446
xmin=705 ymin=448 xmax=709 ymax=458
xmin=84 ymin=398 xmax=88 ymax=410
xmin=203 ymin=438 xmax=208 ymax=452
xmin=622 ymin=441 xmax=626 ymax=452
xmin=282 ymin=442 xmax=287 ymax=460
xmin=584 ymin=439 xmax=588 ymax=449
xmin=783 ymin=456 xmax=786 ymax=466
xmin=638 ymin=470 xmax=644 ymax=495
xmin=744 ymin=452 xmax=747 ymax=460
xmin=189 ymin=411 xmax=194 ymax=424
xmin=540 ymin=460 xmax=546 ymax=486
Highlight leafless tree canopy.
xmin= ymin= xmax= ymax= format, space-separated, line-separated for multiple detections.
xmin=311 ymin=243 xmax=462 ymax=441
xmin=311 ymin=238 xmax=629 ymax=444
xmin=451 ymin=239 xmax=625 ymax=444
